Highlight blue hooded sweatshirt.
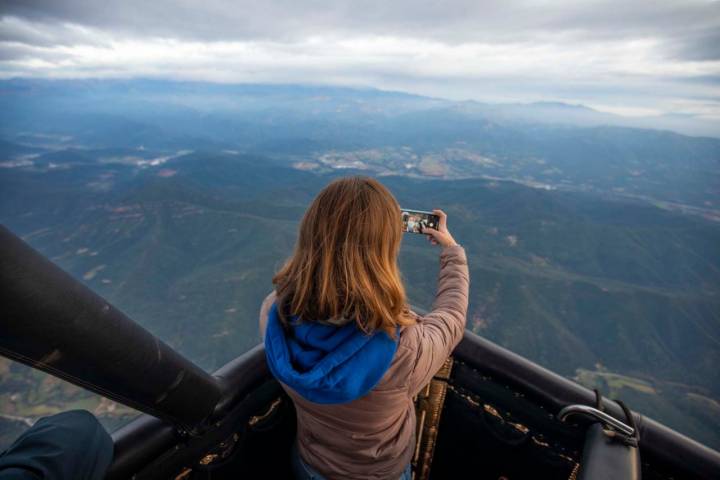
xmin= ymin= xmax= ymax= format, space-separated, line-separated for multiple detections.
xmin=264 ymin=302 xmax=400 ymax=404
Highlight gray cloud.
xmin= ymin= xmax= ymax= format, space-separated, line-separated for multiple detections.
xmin=0 ymin=15 xmax=113 ymax=48
xmin=669 ymin=28 xmax=720 ymax=62
xmin=0 ymin=0 xmax=719 ymax=135
xmin=1 ymin=1 xmax=719 ymax=55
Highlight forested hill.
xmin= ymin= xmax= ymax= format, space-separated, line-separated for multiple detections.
xmin=1 ymin=148 xmax=718 ymax=449
xmin=0 ymin=79 xmax=718 ymax=449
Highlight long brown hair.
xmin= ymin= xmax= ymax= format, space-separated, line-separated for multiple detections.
xmin=272 ymin=176 xmax=415 ymax=340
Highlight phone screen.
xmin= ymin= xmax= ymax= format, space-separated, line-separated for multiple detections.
xmin=401 ymin=209 xmax=440 ymax=234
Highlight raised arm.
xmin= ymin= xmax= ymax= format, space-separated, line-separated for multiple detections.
xmin=404 ymin=210 xmax=470 ymax=397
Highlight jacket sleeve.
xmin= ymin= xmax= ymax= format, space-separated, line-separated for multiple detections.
xmin=258 ymin=290 xmax=277 ymax=341
xmin=405 ymin=245 xmax=470 ymax=398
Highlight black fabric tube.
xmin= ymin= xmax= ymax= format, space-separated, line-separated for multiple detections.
xmin=0 ymin=224 xmax=221 ymax=429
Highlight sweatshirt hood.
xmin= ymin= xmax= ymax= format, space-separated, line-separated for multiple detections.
xmin=264 ymin=302 xmax=399 ymax=404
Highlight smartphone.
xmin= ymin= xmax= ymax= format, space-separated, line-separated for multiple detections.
xmin=400 ymin=209 xmax=440 ymax=234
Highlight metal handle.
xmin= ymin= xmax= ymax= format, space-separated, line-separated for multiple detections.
xmin=558 ymin=404 xmax=635 ymax=437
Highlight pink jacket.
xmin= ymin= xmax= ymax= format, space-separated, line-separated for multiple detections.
xmin=259 ymin=245 xmax=469 ymax=479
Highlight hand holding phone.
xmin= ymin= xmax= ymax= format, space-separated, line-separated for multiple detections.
xmin=401 ymin=208 xmax=458 ymax=247
xmin=401 ymin=209 xmax=440 ymax=234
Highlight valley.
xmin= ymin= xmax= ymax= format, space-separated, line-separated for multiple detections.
xmin=0 ymin=79 xmax=718 ymax=451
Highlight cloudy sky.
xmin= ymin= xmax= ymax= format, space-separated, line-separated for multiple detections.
xmin=1 ymin=0 xmax=719 ymax=125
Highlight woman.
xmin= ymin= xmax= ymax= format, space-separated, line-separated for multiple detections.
xmin=259 ymin=176 xmax=469 ymax=480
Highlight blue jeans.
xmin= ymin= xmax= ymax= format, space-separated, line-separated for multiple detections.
xmin=290 ymin=438 xmax=412 ymax=480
